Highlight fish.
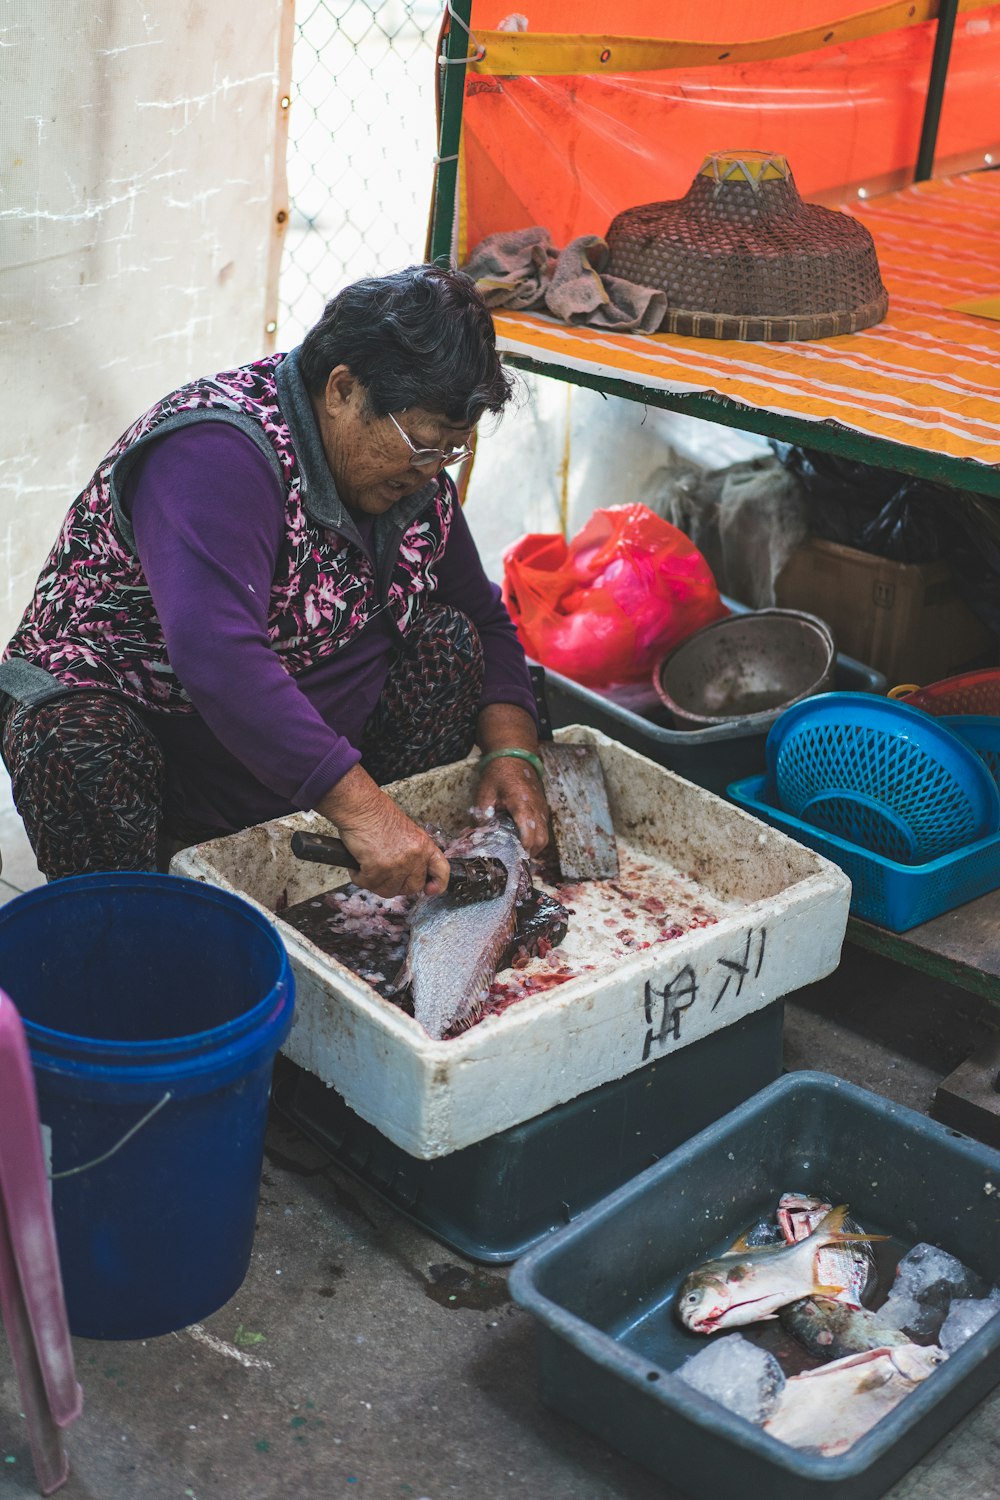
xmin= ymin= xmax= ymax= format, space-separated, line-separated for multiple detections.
xmin=762 ymin=1343 xmax=947 ymax=1455
xmin=775 ymin=1192 xmax=876 ymax=1308
xmin=773 ymin=1192 xmax=899 ymax=1359
xmin=395 ymin=815 xmax=534 ymax=1040
xmin=676 ymin=1205 xmax=888 ymax=1335
xmin=779 ymin=1297 xmax=913 ymax=1363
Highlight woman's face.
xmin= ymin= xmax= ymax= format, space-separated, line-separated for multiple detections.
xmin=314 ymin=365 xmax=473 ymax=516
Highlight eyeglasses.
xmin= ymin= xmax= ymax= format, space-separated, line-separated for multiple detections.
xmin=386 ymin=411 xmax=474 ymax=472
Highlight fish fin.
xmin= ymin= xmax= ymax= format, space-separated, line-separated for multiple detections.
xmin=447 ymin=994 xmax=488 ymax=1036
xmin=726 ymin=1230 xmax=756 ymax=1254
xmin=817 ymin=1203 xmax=851 ymax=1235
xmin=814 ymin=1283 xmax=846 ymax=1298
xmin=814 ymin=1205 xmax=889 ymax=1247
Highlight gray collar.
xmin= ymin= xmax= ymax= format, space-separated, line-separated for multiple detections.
xmin=274 ymin=347 xmax=438 ymax=552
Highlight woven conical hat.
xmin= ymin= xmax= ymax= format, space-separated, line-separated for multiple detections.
xmin=606 ymin=150 xmax=888 ymax=341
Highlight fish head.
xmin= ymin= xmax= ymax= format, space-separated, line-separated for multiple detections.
xmin=777 ymin=1193 xmax=831 ymax=1244
xmin=677 ymin=1273 xmax=733 ymax=1333
xmin=890 ymin=1344 xmax=948 ymax=1383
xmin=676 ymin=1260 xmax=785 ymax=1333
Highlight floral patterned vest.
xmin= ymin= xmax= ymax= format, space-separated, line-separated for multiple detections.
xmin=1 ymin=352 xmax=452 ymax=713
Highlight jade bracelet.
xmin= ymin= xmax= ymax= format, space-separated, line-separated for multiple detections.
xmin=477 ymin=747 xmax=545 ymax=782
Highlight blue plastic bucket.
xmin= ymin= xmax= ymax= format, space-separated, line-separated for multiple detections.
xmin=0 ymin=873 xmax=294 ymax=1340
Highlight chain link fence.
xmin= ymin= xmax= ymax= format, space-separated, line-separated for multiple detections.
xmin=279 ymin=0 xmax=443 ymax=345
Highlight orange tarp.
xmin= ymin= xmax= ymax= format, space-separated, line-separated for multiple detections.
xmin=457 ymin=2 xmax=1000 ymax=260
xmin=489 ymin=173 xmax=1000 ymax=469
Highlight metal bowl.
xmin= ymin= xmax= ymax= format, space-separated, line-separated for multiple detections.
xmin=653 ymin=609 xmax=836 ymax=730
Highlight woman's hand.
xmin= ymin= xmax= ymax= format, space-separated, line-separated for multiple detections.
xmin=474 ymin=753 xmax=550 ymax=856
xmin=474 ymin=702 xmax=550 ymax=856
xmin=315 ymin=764 xmax=450 ymax=899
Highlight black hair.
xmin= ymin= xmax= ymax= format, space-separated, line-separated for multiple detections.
xmin=298 ymin=264 xmax=515 ymax=423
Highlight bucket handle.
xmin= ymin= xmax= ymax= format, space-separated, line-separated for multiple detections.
xmin=49 ymin=1090 xmax=173 ymax=1180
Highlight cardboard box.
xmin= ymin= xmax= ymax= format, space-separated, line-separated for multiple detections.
xmin=775 ymin=537 xmax=995 ymax=687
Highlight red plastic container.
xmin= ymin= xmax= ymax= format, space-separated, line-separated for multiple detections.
xmin=901 ymin=670 xmax=1000 ymax=717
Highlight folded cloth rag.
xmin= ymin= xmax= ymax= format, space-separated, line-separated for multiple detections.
xmin=463 ymin=227 xmax=667 ymax=333
xmin=462 ymin=225 xmax=559 ymax=310
xmin=546 ymin=235 xmax=668 ymax=332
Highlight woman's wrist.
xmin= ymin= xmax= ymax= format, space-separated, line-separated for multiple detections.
xmin=477 ymin=701 xmax=540 ymax=752
xmin=477 ymin=746 xmax=545 ymax=782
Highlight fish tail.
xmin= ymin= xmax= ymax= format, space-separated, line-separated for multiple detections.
xmin=816 ymin=1204 xmax=888 ymax=1246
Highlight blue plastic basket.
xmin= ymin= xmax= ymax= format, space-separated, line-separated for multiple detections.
xmin=941 ymin=715 xmax=1000 ymax=787
xmin=766 ymin=692 xmax=1000 ymax=865
xmin=728 ymin=774 xmax=1000 ymax=931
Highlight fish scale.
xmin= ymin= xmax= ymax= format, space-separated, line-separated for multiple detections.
xmin=397 ymin=816 xmax=532 ymax=1040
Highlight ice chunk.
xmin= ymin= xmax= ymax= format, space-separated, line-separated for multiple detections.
xmin=939 ymin=1298 xmax=1000 ymax=1354
xmin=742 ymin=1217 xmax=784 ymax=1248
xmin=878 ymin=1243 xmax=987 ymax=1341
xmin=891 ymin=1243 xmax=986 ymax=1305
xmin=678 ymin=1333 xmax=786 ymax=1424
xmin=877 ymin=1293 xmax=948 ymax=1341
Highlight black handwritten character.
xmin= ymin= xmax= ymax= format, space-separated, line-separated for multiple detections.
xmin=711 ymin=928 xmax=767 ymax=1011
xmin=642 ymin=966 xmax=697 ymax=1060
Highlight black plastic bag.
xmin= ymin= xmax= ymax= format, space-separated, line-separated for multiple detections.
xmin=770 ymin=442 xmax=1000 ymax=639
xmin=769 ymin=442 xmax=952 ymax=564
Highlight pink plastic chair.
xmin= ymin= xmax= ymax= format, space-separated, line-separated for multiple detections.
xmin=0 ymin=990 xmax=82 ymax=1495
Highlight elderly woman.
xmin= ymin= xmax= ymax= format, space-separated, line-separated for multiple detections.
xmin=0 ymin=265 xmax=549 ymax=893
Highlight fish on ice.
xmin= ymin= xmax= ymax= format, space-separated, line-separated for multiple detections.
xmin=775 ymin=1192 xmax=877 ymax=1308
xmin=763 ymin=1343 xmax=947 ymax=1455
xmin=780 ymin=1296 xmax=913 ymax=1362
xmin=772 ymin=1192 xmax=907 ymax=1359
xmin=676 ymin=1205 xmax=887 ymax=1335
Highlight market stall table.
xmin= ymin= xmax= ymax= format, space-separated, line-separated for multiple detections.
xmin=848 ymin=889 xmax=1000 ymax=1005
xmin=490 ymin=171 xmax=1000 ymax=491
xmin=478 ymin=170 xmax=1000 ymax=1007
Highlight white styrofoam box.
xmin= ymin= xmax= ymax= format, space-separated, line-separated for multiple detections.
xmin=172 ymin=727 xmax=851 ymax=1160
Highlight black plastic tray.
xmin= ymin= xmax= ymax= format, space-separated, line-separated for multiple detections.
xmin=542 ymin=600 xmax=886 ymax=797
xmin=272 ymin=1004 xmax=784 ymax=1264
xmin=509 ymin=1070 xmax=1000 ymax=1500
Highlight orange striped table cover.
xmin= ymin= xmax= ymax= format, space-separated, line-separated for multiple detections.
xmin=492 ymin=172 xmax=1000 ymax=471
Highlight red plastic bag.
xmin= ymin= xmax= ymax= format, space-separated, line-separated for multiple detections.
xmin=502 ymin=503 xmax=726 ymax=688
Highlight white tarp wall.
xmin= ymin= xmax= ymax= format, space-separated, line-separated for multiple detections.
xmin=0 ymin=0 xmax=290 ymax=645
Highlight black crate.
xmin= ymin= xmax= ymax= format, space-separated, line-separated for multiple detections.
xmin=272 ymin=1003 xmax=784 ymax=1264
xmin=509 ymin=1071 xmax=1000 ymax=1500
xmin=542 ymin=606 xmax=886 ymax=797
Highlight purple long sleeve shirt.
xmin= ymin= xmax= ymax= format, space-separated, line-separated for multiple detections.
xmin=126 ymin=423 xmax=535 ymax=831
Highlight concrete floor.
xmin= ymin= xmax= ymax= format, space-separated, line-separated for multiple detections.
xmin=2 ymin=777 xmax=1000 ymax=1500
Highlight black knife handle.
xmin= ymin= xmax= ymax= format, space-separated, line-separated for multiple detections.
xmin=290 ymin=831 xmax=360 ymax=870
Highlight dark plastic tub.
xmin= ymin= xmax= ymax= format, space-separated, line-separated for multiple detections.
xmin=509 ymin=1071 xmax=1000 ymax=1500
xmin=273 ymin=1003 xmax=784 ymax=1264
xmin=542 ymin=601 xmax=886 ymax=797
